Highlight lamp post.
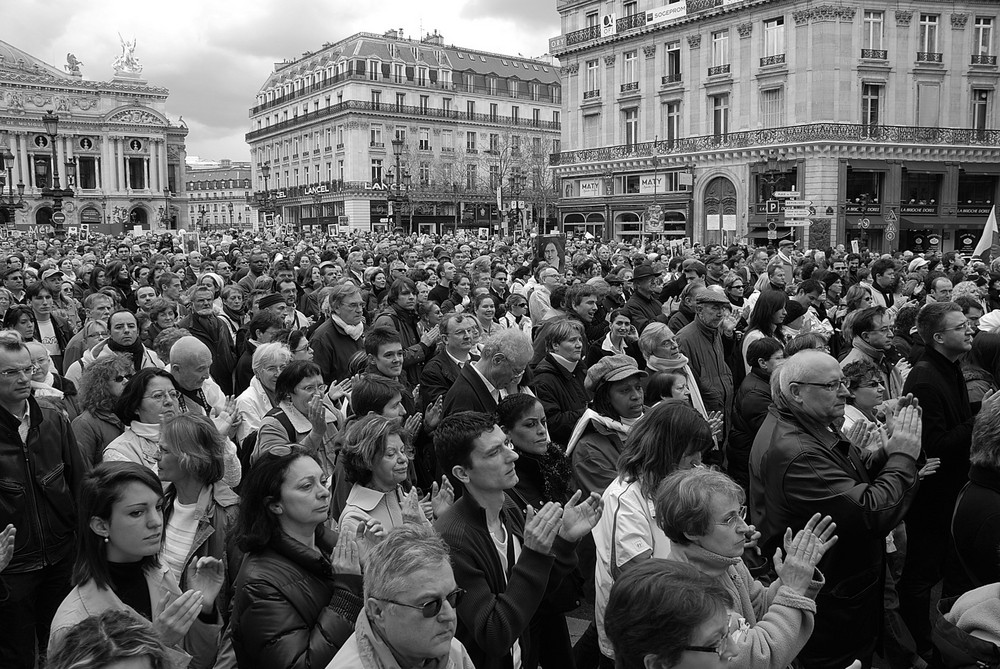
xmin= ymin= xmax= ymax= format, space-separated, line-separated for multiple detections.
xmin=227 ymin=202 xmax=234 ymax=229
xmin=197 ymin=205 xmax=207 ymax=231
xmin=508 ymin=174 xmax=524 ymax=236
xmin=0 ymin=150 xmax=26 ymax=226
xmin=39 ymin=110 xmax=75 ymax=240
xmin=389 ymin=137 xmax=410 ymax=233
xmin=256 ymin=161 xmax=276 ymax=230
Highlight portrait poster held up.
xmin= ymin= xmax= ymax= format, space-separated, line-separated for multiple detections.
xmin=534 ymin=234 xmax=566 ymax=272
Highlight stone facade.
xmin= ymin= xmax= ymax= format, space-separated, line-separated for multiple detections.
xmin=0 ymin=40 xmax=188 ymax=236
xmin=549 ymin=0 xmax=1000 ymax=253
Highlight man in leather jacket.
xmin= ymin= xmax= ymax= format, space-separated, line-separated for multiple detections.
xmin=0 ymin=332 xmax=83 ymax=668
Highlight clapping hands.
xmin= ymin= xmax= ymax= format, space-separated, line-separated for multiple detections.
xmin=775 ymin=513 xmax=838 ymax=595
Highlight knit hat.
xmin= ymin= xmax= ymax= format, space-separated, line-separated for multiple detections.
xmin=258 ymin=293 xmax=285 ymax=310
xmin=783 ymin=299 xmax=807 ymax=325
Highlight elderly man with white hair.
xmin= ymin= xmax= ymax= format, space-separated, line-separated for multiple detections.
xmin=749 ymin=349 xmax=923 ymax=669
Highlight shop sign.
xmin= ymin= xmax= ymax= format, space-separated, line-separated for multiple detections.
xmin=579 ymin=180 xmax=602 ymax=197
xmin=845 ymin=204 xmax=882 ymax=215
xmin=638 ymin=174 xmax=667 ymax=194
xmin=304 ymin=185 xmax=330 ymax=195
xmin=900 ymin=204 xmax=938 ymax=215
xmin=645 ymin=2 xmax=687 ymax=27
xmin=958 ymin=205 xmax=993 ymax=216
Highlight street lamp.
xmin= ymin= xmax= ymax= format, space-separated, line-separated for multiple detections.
xmin=390 ymin=137 xmax=410 ymax=233
xmin=0 ymin=151 xmax=26 ymax=225
xmin=38 ymin=110 xmax=75 ymax=240
xmin=256 ymin=161 xmax=276 ymax=229
xmin=227 ymin=202 xmax=234 ymax=229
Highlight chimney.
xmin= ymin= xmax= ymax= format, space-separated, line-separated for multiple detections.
xmin=384 ymin=29 xmax=398 ymax=39
xmin=423 ymin=30 xmax=444 ymax=45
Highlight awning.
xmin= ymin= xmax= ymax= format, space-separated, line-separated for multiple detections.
xmin=899 ymin=216 xmax=990 ymax=229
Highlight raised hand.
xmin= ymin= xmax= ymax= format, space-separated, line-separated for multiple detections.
xmin=428 ymin=475 xmax=454 ymax=519
xmin=706 ymin=411 xmax=724 ymax=440
xmin=155 ymin=589 xmax=204 ymax=647
xmin=420 ymin=325 xmax=441 ymax=347
xmin=331 ymin=522 xmax=364 ymax=576
xmin=523 ymin=501 xmax=563 ymax=555
xmin=785 ymin=513 xmax=838 ymax=566
xmin=185 ymin=556 xmax=225 ymax=612
xmin=774 ymin=526 xmax=820 ymax=595
xmin=0 ymin=524 xmax=15 ymax=573
xmin=844 ymin=420 xmax=873 ymax=451
xmin=403 ymin=413 xmax=422 ymax=438
xmin=327 ymin=378 xmax=352 ymax=403
xmin=885 ymin=404 xmax=921 ymax=459
xmin=558 ymin=490 xmax=604 ymax=542
xmin=918 ymin=457 xmax=941 ymax=479
xmin=423 ymin=396 xmax=444 ymax=431
xmin=400 ymin=488 xmax=427 ymax=525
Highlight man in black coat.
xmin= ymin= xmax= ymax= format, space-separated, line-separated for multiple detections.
xmin=442 ymin=329 xmax=532 ymax=416
xmin=419 ymin=313 xmax=478 ymax=410
xmin=311 ymin=284 xmax=367 ymax=385
xmin=178 ymin=286 xmax=237 ymax=395
xmin=898 ymin=301 xmax=997 ymax=657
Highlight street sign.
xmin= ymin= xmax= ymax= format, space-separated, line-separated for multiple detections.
xmin=784 ymin=208 xmax=811 ymax=219
xmin=51 ymin=211 xmax=66 ymax=224
xmin=885 ymin=230 xmax=896 ymax=241
xmin=765 ymin=200 xmax=780 ymax=214
xmin=859 ymin=218 xmax=870 ymax=229
xmin=773 ymin=191 xmax=799 ymax=198
xmin=786 ymin=219 xmax=812 ymax=227
xmin=885 ymin=208 xmax=898 ymax=223
xmin=784 ymin=200 xmax=812 ymax=208
xmin=767 ymin=230 xmax=778 ymax=239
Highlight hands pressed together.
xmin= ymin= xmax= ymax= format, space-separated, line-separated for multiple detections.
xmin=774 ymin=513 xmax=838 ymax=595
xmin=523 ymin=490 xmax=604 ymax=554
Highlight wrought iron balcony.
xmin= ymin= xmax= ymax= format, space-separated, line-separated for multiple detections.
xmin=861 ymin=49 xmax=888 ymax=60
xmin=566 ymin=25 xmax=600 ymax=46
xmin=760 ymin=54 xmax=785 ymax=67
xmin=662 ymin=73 xmax=682 ymax=84
xmin=916 ymin=52 xmax=943 ymax=63
xmin=972 ymin=54 xmax=998 ymax=65
xmin=708 ymin=64 xmax=731 ymax=76
xmin=549 ymin=122 xmax=1000 ymax=166
xmin=616 ymin=12 xmax=647 ymax=32
xmin=583 ymin=89 xmax=601 ymax=100
xmin=620 ymin=82 xmax=640 ymax=93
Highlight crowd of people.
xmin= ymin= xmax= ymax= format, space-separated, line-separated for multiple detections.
xmin=2 ymin=227 xmax=1000 ymax=669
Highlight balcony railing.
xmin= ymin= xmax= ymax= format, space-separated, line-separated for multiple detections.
xmin=616 ymin=12 xmax=647 ymax=32
xmin=916 ymin=52 xmax=943 ymax=63
xmin=972 ymin=54 xmax=998 ymax=65
xmin=583 ymin=89 xmax=601 ymax=100
xmin=708 ymin=64 xmax=731 ymax=76
xmin=662 ymin=73 xmax=682 ymax=84
xmin=760 ymin=54 xmax=785 ymax=67
xmin=620 ymin=82 xmax=640 ymax=93
xmin=550 ymin=122 xmax=1000 ymax=166
xmin=565 ymin=25 xmax=601 ymax=46
xmin=369 ymin=142 xmax=384 ymax=148
xmin=246 ymin=99 xmax=561 ymax=141
xmin=861 ymin=49 xmax=888 ymax=60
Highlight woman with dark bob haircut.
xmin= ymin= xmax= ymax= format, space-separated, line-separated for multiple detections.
xmin=103 ymin=368 xmax=182 ymax=476
xmin=229 ymin=447 xmax=368 ymax=669
xmin=605 ymin=559 xmax=736 ymax=669
xmin=49 ymin=462 xmax=224 ymax=668
xmin=47 ymin=609 xmax=170 ymax=669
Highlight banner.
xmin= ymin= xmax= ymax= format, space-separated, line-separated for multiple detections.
xmin=973 ymin=205 xmax=999 ymax=262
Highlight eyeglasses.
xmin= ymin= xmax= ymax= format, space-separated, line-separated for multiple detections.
xmin=263 ymin=364 xmax=288 ymax=375
xmin=791 ymin=379 xmax=847 ymax=392
xmin=685 ymin=612 xmax=742 ymax=659
xmin=143 ymin=390 xmax=180 ymax=403
xmin=716 ymin=505 xmax=747 ymax=529
xmin=936 ymin=320 xmax=972 ymax=334
xmin=375 ymin=587 xmax=465 ymax=618
xmin=294 ymin=345 xmax=313 ymax=354
xmin=113 ymin=373 xmax=134 ymax=384
xmin=0 ymin=364 xmax=39 ymax=378
xmin=298 ymin=383 xmax=328 ymax=395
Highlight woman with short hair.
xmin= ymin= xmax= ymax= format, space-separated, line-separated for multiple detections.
xmin=144 ymin=298 xmax=179 ymax=349
xmin=103 ymin=368 xmax=182 ymax=476
xmin=47 ymin=609 xmax=170 ymax=669
xmin=657 ymin=466 xmax=833 ymax=669
xmin=235 ymin=342 xmax=291 ymax=444
xmin=638 ymin=322 xmax=708 ymax=417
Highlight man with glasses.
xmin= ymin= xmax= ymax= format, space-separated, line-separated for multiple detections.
xmin=0 ymin=331 xmax=82 ymax=669
xmin=331 ymin=525 xmax=475 ymax=667
xmin=898 ymin=302 xmax=1000 ymax=660
xmin=677 ymin=288 xmax=734 ymax=435
xmin=3 ymin=267 xmax=25 ymax=304
xmin=529 ymin=264 xmax=560 ymax=323
xmin=419 ymin=313 xmax=479 ymax=410
xmin=840 ymin=306 xmax=903 ymax=400
xmin=749 ymin=349 xmax=922 ymax=669
xmin=442 ymin=329 xmax=533 ymax=415
xmin=433 ymin=411 xmax=602 ymax=669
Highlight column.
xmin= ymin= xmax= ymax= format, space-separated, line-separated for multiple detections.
xmin=11 ymin=133 xmax=24 ymax=187
xmin=124 ymin=155 xmax=131 ymax=192
xmin=160 ymin=139 xmax=169 ymax=193
xmin=149 ymin=141 xmax=159 ymax=192
xmin=65 ymin=137 xmax=74 ymax=189
xmin=143 ymin=157 xmax=151 ymax=191
xmin=100 ymin=137 xmax=111 ymax=192
xmin=115 ymin=138 xmax=125 ymax=192
xmin=55 ymin=135 xmax=66 ymax=188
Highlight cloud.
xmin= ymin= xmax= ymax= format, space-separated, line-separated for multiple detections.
xmin=3 ymin=0 xmax=558 ymax=161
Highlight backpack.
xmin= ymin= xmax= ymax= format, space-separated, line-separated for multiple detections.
xmin=238 ymin=406 xmax=296 ymax=478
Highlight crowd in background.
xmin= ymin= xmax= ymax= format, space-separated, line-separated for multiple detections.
xmin=2 ymin=226 xmax=1000 ymax=669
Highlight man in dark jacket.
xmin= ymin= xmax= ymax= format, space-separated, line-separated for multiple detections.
xmin=533 ymin=319 xmax=589 ymax=446
xmin=749 ymin=350 xmax=921 ymax=669
xmin=676 ymin=288 xmax=734 ymax=434
xmin=624 ymin=263 xmax=662 ymax=334
xmin=898 ymin=301 xmax=996 ymax=657
xmin=0 ymin=333 xmax=83 ymax=668
xmin=433 ymin=411 xmax=600 ymax=669
xmin=727 ymin=337 xmax=783 ymax=494
xmin=372 ymin=278 xmax=438 ymax=389
xmin=419 ymin=313 xmax=478 ymax=410
xmin=442 ymin=329 xmax=533 ymax=416
xmin=311 ymin=283 xmax=366 ymax=385
xmin=179 ymin=285 xmax=237 ymax=395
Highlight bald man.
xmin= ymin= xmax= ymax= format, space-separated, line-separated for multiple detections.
xmin=749 ymin=350 xmax=921 ymax=669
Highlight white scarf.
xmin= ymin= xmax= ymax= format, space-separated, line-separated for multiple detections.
xmin=566 ymin=408 xmax=635 ymax=456
xmin=31 ymin=371 xmax=64 ymax=399
xmin=332 ymin=314 xmax=364 ymax=340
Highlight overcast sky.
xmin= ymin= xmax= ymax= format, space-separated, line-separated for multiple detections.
xmin=7 ymin=0 xmax=560 ymax=162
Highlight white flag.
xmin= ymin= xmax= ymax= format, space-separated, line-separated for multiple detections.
xmin=973 ymin=205 xmax=999 ymax=262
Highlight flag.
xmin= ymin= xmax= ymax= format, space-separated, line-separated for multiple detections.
xmin=496 ymin=186 xmax=502 ymax=212
xmin=973 ymin=205 xmax=1000 ymax=263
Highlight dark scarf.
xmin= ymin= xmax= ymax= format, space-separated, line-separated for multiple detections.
xmin=223 ymin=302 xmax=245 ymax=325
xmin=517 ymin=443 xmax=573 ymax=504
xmin=107 ymin=338 xmax=146 ymax=372
xmin=191 ymin=312 xmax=224 ymax=346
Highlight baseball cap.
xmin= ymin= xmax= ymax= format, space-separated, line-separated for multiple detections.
xmin=41 ymin=268 xmax=64 ymax=281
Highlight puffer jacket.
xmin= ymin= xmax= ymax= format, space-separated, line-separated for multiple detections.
xmin=0 ymin=395 xmax=83 ymax=573
xmin=677 ymin=317 xmax=734 ymax=428
xmin=532 ymin=354 xmax=589 ymax=446
xmin=372 ymin=304 xmax=433 ymax=389
xmin=230 ymin=528 xmax=363 ymax=669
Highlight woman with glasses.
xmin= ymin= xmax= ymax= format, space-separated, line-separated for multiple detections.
xmin=311 ymin=283 xmax=365 ymax=386
xmin=235 ymin=342 xmax=292 ymax=445
xmin=498 ymin=293 xmax=532 ymax=335
xmin=657 ymin=466 xmax=835 ymax=669
xmin=605 ymin=559 xmax=738 ymax=669
xmin=638 ymin=322 xmax=709 ymax=416
xmin=71 ymin=354 xmax=132 ymax=470
xmin=287 ymin=330 xmax=313 ymax=361
xmin=48 ymin=462 xmax=225 ymax=668
xmin=156 ymin=414 xmax=239 ymax=622
xmin=103 ymin=368 xmax=182 ymax=476
xmin=724 ymin=274 xmax=747 ymax=311
xmin=252 ymin=360 xmax=346 ymax=476
xmin=229 ymin=447 xmax=368 ymax=669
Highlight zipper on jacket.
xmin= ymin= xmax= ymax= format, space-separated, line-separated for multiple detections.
xmin=20 ymin=426 xmax=50 ymax=567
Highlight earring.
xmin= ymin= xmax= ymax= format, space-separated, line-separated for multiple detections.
xmin=103 ymin=536 xmax=109 ymax=543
